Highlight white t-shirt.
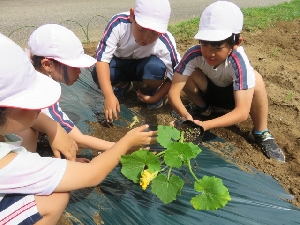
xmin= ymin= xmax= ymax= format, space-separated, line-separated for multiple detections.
xmin=0 ymin=134 xmax=67 ymax=202
xmin=95 ymin=12 xmax=181 ymax=80
xmin=174 ymin=45 xmax=255 ymax=90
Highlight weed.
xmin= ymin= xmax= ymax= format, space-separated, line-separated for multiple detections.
xmin=60 ymin=15 xmax=108 ymax=44
xmin=8 ymin=25 xmax=37 ymax=38
xmin=270 ymin=47 xmax=281 ymax=57
xmin=286 ymin=92 xmax=293 ymax=101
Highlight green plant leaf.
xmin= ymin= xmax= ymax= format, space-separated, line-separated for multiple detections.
xmin=151 ymin=174 xmax=184 ymax=204
xmin=187 ymin=142 xmax=202 ymax=158
xmin=190 ymin=176 xmax=231 ymax=210
xmin=164 ymin=142 xmax=194 ymax=168
xmin=120 ymin=150 xmax=161 ymax=183
xmin=157 ymin=125 xmax=180 ymax=148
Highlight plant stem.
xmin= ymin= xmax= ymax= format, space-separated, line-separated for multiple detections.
xmin=167 ymin=167 xmax=172 ymax=180
xmin=156 ymin=150 xmax=166 ymax=157
xmin=187 ymin=160 xmax=198 ymax=181
xmin=180 ymin=131 xmax=185 ymax=143
xmin=160 ymin=166 xmax=168 ymax=172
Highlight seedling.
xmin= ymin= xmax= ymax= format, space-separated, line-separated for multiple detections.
xmin=129 ymin=116 xmax=139 ymax=128
xmin=286 ymin=91 xmax=293 ymax=101
xmin=120 ymin=125 xmax=231 ymax=211
xmin=270 ymin=47 xmax=281 ymax=57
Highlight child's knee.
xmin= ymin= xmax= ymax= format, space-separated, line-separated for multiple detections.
xmin=143 ymin=56 xmax=166 ymax=80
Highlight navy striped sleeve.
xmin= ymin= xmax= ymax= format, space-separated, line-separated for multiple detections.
xmin=159 ymin=33 xmax=180 ymax=69
xmin=0 ymin=194 xmax=42 ymax=225
xmin=48 ymin=103 xmax=74 ymax=133
xmin=96 ymin=13 xmax=131 ymax=61
xmin=228 ymin=50 xmax=248 ymax=90
xmin=174 ymin=45 xmax=202 ymax=74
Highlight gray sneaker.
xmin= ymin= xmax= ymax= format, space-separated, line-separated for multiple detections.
xmin=147 ymin=99 xmax=163 ymax=110
xmin=171 ymin=102 xmax=211 ymax=119
xmin=249 ymin=130 xmax=285 ymax=162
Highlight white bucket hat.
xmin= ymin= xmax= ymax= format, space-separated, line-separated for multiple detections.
xmin=28 ymin=24 xmax=96 ymax=68
xmin=194 ymin=1 xmax=243 ymax=41
xmin=0 ymin=33 xmax=61 ymax=109
xmin=134 ymin=0 xmax=171 ymax=34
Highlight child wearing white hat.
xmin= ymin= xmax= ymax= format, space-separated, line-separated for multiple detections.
xmin=168 ymin=1 xmax=285 ymax=162
xmin=19 ymin=24 xmax=116 ymax=158
xmin=0 ymin=33 xmax=156 ymax=224
xmin=92 ymin=0 xmax=181 ymax=122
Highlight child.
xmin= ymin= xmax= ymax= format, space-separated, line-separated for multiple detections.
xmin=92 ymin=0 xmax=181 ymax=122
xmin=0 ymin=33 xmax=156 ymax=225
xmin=168 ymin=1 xmax=285 ymax=162
xmin=19 ymin=24 xmax=116 ymax=158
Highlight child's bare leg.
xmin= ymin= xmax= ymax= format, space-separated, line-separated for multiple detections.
xmin=249 ymin=70 xmax=268 ymax=131
xmin=183 ymin=68 xmax=207 ymax=106
xmin=142 ymin=79 xmax=163 ymax=91
xmin=34 ymin=192 xmax=70 ymax=225
xmin=17 ymin=128 xmax=39 ymax=152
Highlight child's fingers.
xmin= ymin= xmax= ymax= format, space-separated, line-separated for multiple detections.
xmin=169 ymin=120 xmax=175 ymax=126
xmin=149 ymin=130 xmax=158 ymax=136
xmin=135 ymin=124 xmax=150 ymax=131
xmin=149 ymin=137 xmax=157 ymax=144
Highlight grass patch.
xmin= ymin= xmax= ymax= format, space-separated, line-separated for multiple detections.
xmin=168 ymin=0 xmax=300 ymax=40
xmin=242 ymin=0 xmax=300 ymax=31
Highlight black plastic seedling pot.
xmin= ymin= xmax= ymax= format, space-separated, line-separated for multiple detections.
xmin=174 ymin=119 xmax=204 ymax=145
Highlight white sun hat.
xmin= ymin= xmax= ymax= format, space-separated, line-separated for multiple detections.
xmin=0 ymin=33 xmax=61 ymax=109
xmin=194 ymin=1 xmax=243 ymax=41
xmin=28 ymin=24 xmax=96 ymax=68
xmin=134 ymin=0 xmax=171 ymax=34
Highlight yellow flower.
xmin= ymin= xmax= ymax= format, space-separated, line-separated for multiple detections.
xmin=140 ymin=169 xmax=158 ymax=190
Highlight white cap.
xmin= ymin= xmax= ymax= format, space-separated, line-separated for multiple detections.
xmin=194 ymin=1 xmax=243 ymax=41
xmin=0 ymin=33 xmax=61 ymax=109
xmin=134 ymin=0 xmax=171 ymax=34
xmin=28 ymin=24 xmax=96 ymax=68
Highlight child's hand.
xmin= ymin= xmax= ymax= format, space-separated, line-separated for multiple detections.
xmin=104 ymin=95 xmax=120 ymax=122
xmin=136 ymin=89 xmax=153 ymax=103
xmin=169 ymin=120 xmax=175 ymax=126
xmin=124 ymin=124 xmax=157 ymax=151
xmin=193 ymin=120 xmax=206 ymax=131
xmin=183 ymin=112 xmax=193 ymax=121
xmin=170 ymin=112 xmax=193 ymax=122
xmin=50 ymin=124 xmax=78 ymax=161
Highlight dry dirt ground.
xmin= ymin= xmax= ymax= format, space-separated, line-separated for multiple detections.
xmin=82 ymin=19 xmax=300 ymax=209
